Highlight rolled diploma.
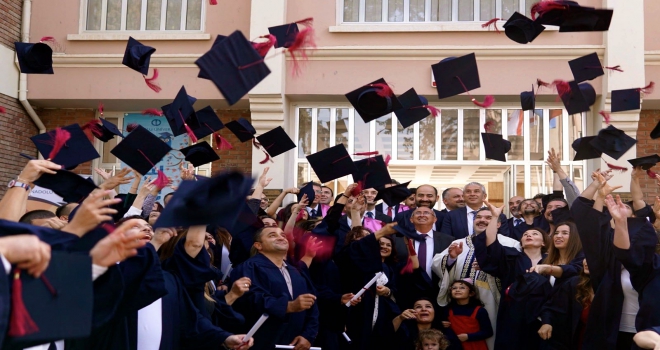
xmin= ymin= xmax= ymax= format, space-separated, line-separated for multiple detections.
xmin=221 ymin=264 xmax=232 ymax=282
xmin=342 ymin=332 xmax=351 ymax=343
xmin=242 ymin=314 xmax=269 ymax=343
xmin=275 ymin=346 xmax=322 ymax=350
xmin=345 ymin=271 xmax=383 ymax=307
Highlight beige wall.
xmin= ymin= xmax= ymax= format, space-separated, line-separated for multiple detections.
xmin=645 ymin=0 xmax=660 ymax=51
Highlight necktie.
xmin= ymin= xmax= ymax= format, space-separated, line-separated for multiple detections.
xmin=310 ymin=209 xmax=317 ymax=217
xmin=367 ymin=212 xmax=374 ymax=219
xmin=515 ymin=218 xmax=523 ymax=227
xmin=418 ymin=234 xmax=428 ymax=276
xmin=469 ymin=210 xmax=478 ymax=235
xmin=387 ymin=206 xmax=393 ymax=218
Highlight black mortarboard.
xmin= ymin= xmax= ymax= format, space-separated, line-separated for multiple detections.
xmin=352 ymin=155 xmax=392 ymax=190
xmin=197 ymin=35 xmax=228 ymax=80
xmin=298 ymin=182 xmax=316 ymax=203
xmin=195 ymin=30 xmax=271 ymax=106
xmin=481 ymin=133 xmax=511 ymax=162
xmin=628 ymin=155 xmax=660 ymax=170
xmin=255 ymin=126 xmax=296 ymax=159
xmin=532 ymin=0 xmax=581 ymax=26
xmin=432 ymin=53 xmax=481 ymax=99
xmin=192 ymin=106 xmax=224 ymax=139
xmin=375 ymin=181 xmax=412 ymax=207
xmin=179 ymin=141 xmax=220 ymax=167
xmin=652 ymin=120 xmax=660 ymax=140
xmin=568 ymin=52 xmax=603 ymax=83
xmin=33 ymin=170 xmax=98 ymax=203
xmin=268 ymin=23 xmax=299 ymax=48
xmin=14 ymin=42 xmax=53 ymax=74
xmin=163 ymin=86 xmax=199 ymax=137
xmin=4 ymin=252 xmax=92 ymax=348
xmin=345 ymin=78 xmax=402 ymax=122
xmin=225 ymin=118 xmax=256 ymax=142
xmin=153 ymin=171 xmax=253 ymax=229
xmin=121 ymin=37 xmax=156 ymax=75
xmin=559 ymin=8 xmax=613 ymax=32
xmin=89 ymin=118 xmax=124 ymax=142
xmin=571 ymin=136 xmax=602 ymax=160
xmin=589 ymin=125 xmax=637 ymax=160
xmin=110 ymin=125 xmax=172 ymax=175
xmin=306 ymin=144 xmax=357 ymax=183
xmin=503 ymin=12 xmax=545 ymax=44
xmin=560 ymin=81 xmax=595 ymax=115
xmin=611 ymin=88 xmax=641 ymax=113
xmin=393 ymin=88 xmax=431 ymax=128
xmin=31 ymin=124 xmax=101 ymax=170
xmin=520 ymin=86 xmax=535 ymax=111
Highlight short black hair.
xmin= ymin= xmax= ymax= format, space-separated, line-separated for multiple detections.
xmin=116 ymin=215 xmax=144 ymax=226
xmin=55 ymin=203 xmax=76 ymax=218
xmin=19 ymin=210 xmax=56 ymax=224
xmin=321 ymin=185 xmax=334 ymax=197
xmin=533 ymin=193 xmax=545 ymax=200
xmin=304 ymin=181 xmax=322 ymax=188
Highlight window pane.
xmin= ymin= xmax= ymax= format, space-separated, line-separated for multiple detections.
xmin=530 ymin=109 xmax=544 ymax=160
xmin=397 ymin=124 xmax=413 ymax=160
xmin=441 ymin=109 xmax=458 ymax=160
xmin=485 ymin=109 xmax=502 ymax=134
xmin=463 ymin=109 xmax=480 ymax=160
xmin=480 ymin=0 xmax=495 ymax=21
xmin=336 ymin=108 xmax=349 ymax=148
xmin=186 ymin=0 xmax=202 ymax=30
xmin=525 ymin=1 xmax=532 ymax=17
xmin=410 ymin=0 xmax=426 ymax=22
xmin=420 ymin=116 xmax=436 ymax=160
xmin=126 ymin=0 xmax=142 ymax=30
xmin=146 ymin=0 xmax=162 ymax=30
xmin=548 ymin=109 xmax=563 ymax=158
xmin=501 ymin=0 xmax=519 ymax=19
xmin=389 ymin=0 xmax=404 ymax=22
xmin=515 ymin=165 xmax=525 ymax=197
xmin=354 ymin=112 xmax=371 ymax=155
xmin=458 ymin=0 xmax=473 ymax=21
xmin=166 ymin=0 xmax=182 ymax=30
xmin=297 ymin=163 xmax=308 ymax=187
xmin=106 ymin=0 xmax=122 ymax=30
xmin=568 ymin=112 xmax=583 ymax=160
xmin=530 ymin=165 xmax=543 ymax=196
xmin=572 ymin=165 xmax=584 ymax=192
xmin=317 ymin=108 xmax=331 ymax=151
xmin=507 ymin=109 xmax=524 ymax=160
xmin=375 ymin=114 xmax=393 ymax=156
xmin=298 ymin=108 xmax=312 ymax=158
xmin=431 ymin=0 xmax=452 ymax=21
xmin=344 ymin=0 xmax=359 ymax=22
xmin=86 ymin=0 xmax=102 ymax=30
xmin=365 ymin=0 xmax=382 ymax=21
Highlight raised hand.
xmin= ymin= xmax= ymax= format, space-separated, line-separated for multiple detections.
xmin=40 ymin=217 xmax=68 ymax=230
xmin=604 ymin=194 xmax=629 ymax=222
xmin=528 ymin=264 xmax=552 ymax=275
xmin=545 ymin=148 xmax=561 ymax=173
xmin=596 ymin=173 xmax=622 ymax=198
xmin=448 ymin=241 xmax=463 ymax=259
xmin=483 ymin=200 xmax=504 ymax=218
xmin=180 ymin=162 xmax=195 ymax=181
xmin=100 ymin=168 xmax=134 ymax=190
xmin=258 ymin=167 xmax=272 ymax=188
xmin=94 ymin=168 xmax=112 ymax=181
xmin=89 ymin=219 xmax=148 ymax=267
xmin=304 ymin=236 xmax=323 ymax=259
xmin=398 ymin=309 xmax=417 ymax=321
xmin=19 ymin=159 xmax=62 ymax=186
xmin=0 ymin=235 xmax=51 ymax=277
xmin=62 ymin=190 xmax=120 ymax=237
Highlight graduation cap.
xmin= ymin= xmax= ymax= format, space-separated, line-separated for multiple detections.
xmin=122 ymin=37 xmax=156 ymax=76
xmin=306 ymin=144 xmax=358 ymax=183
xmin=82 ymin=118 xmax=124 ymax=142
xmin=255 ymin=126 xmax=296 ymax=160
xmin=568 ymin=52 xmax=604 ymax=83
xmin=393 ymin=88 xmax=439 ymax=129
xmin=268 ymin=22 xmax=299 ymax=48
xmin=163 ymin=86 xmax=200 ymax=140
xmin=153 ymin=171 xmax=254 ymax=230
xmin=520 ymin=85 xmax=535 ymax=111
xmin=560 ymin=81 xmax=596 ymax=115
xmin=345 ymin=78 xmax=402 ymax=123
xmin=531 ymin=0 xmax=582 ymax=26
xmin=31 ymin=124 xmax=101 ymax=170
xmin=191 ymin=106 xmax=234 ymax=150
xmin=628 ymin=155 xmax=660 ymax=170
xmin=481 ymin=133 xmax=511 ymax=162
xmin=14 ymin=41 xmax=53 ymax=74
xmin=195 ymin=30 xmax=271 ymax=106
xmin=297 ymin=182 xmax=316 ymax=204
xmin=33 ymin=170 xmax=98 ymax=203
xmin=110 ymin=125 xmax=172 ymax=175
xmin=432 ymin=54 xmax=494 ymax=107
xmin=179 ymin=141 xmax=220 ymax=167
xmin=352 ymin=155 xmax=392 ymax=190
xmin=652 ymin=120 xmax=660 ymax=140
xmin=225 ymin=118 xmax=256 ymax=142
xmin=611 ymin=89 xmax=641 ymax=113
xmin=375 ymin=181 xmax=412 ymax=207
xmin=4 ymin=252 xmax=93 ymax=347
xmin=503 ymin=12 xmax=545 ymax=44
xmin=559 ymin=8 xmax=613 ymax=32
xmin=571 ymin=136 xmax=602 ymax=161
xmin=589 ymin=125 xmax=637 ymax=160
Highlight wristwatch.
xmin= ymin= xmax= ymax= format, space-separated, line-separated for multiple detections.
xmin=8 ymin=179 xmax=31 ymax=192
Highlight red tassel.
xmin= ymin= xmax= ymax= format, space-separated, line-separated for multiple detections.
xmin=484 ymin=120 xmax=495 ymax=133
xmin=98 ymin=102 xmax=104 ymax=116
xmin=8 ymin=270 xmax=39 ymax=337
xmin=81 ymin=119 xmax=103 ymax=138
xmin=401 ymin=257 xmax=413 ymax=274
xmin=252 ymin=138 xmax=262 ymax=149
xmin=605 ymin=162 xmax=627 ymax=172
xmin=287 ymin=27 xmax=316 ymax=77
xmin=531 ymin=1 xmax=568 ymax=20
xmin=141 ymin=108 xmax=163 ymax=116
xmin=252 ymin=34 xmax=277 ymax=58
xmin=482 ymin=18 xmax=501 ymax=32
xmin=471 ymin=95 xmax=495 ymax=108
xmin=604 ymin=65 xmax=623 ymax=72
xmin=350 ymin=181 xmax=363 ymax=197
xmin=599 ymin=111 xmax=611 ymax=124
xmin=259 ymin=150 xmax=272 ymax=164
xmin=144 ymin=69 xmax=162 ymax=93
xmin=126 ymin=123 xmax=139 ymax=132
xmin=209 ymin=0 xmax=217 ymax=4
xmin=213 ymin=133 xmax=233 ymax=150
xmin=553 ymin=80 xmax=571 ymax=98
xmin=178 ymin=110 xmax=198 ymax=143
xmin=425 ymin=105 xmax=441 ymax=117
xmin=537 ymin=79 xmax=551 ymax=88
xmin=295 ymin=17 xmax=314 ymax=27
xmin=369 ymin=83 xmax=394 ymax=98
xmin=39 ymin=36 xmax=55 ymax=43
xmin=154 ymin=170 xmax=170 ymax=189
xmin=638 ymin=82 xmax=655 ymax=94
xmin=0 ymin=106 xmax=6 ymax=114
xmin=647 ymin=169 xmax=658 ymax=179
xmin=354 ymin=151 xmax=379 ymax=156
xmin=47 ymin=128 xmax=71 ymax=160
xmin=384 ymin=154 xmax=391 ymax=166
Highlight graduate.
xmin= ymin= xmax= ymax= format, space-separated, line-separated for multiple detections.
xmin=441 ymin=279 xmax=492 ymax=350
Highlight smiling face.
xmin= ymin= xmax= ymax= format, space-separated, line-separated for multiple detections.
xmin=450 ymin=281 xmax=474 ymax=301
xmin=363 ymin=188 xmax=378 ymax=205
xmin=520 ymin=199 xmax=540 ymax=216
xmin=443 ymin=188 xmax=465 ymax=211
xmin=312 ymin=185 xmax=322 ymax=205
xmin=544 ymin=200 xmax=567 ymax=223
xmin=521 ymin=229 xmax=546 ymax=250
xmin=553 ymin=224 xmax=570 ymax=250
xmin=254 ymin=227 xmax=289 ymax=253
xmin=379 ymin=236 xmax=392 ymax=259
xmin=473 ymin=209 xmax=493 ymax=235
xmin=413 ymin=299 xmax=435 ymax=324
xmin=509 ymin=196 xmax=524 ymax=217
xmin=320 ymin=187 xmax=333 ymax=205
xmin=463 ymin=184 xmax=486 ymax=207
xmin=404 ymin=193 xmax=416 ymax=209
xmin=410 ymin=207 xmax=437 ymax=227
xmin=130 ymin=219 xmax=153 ymax=242
xmin=415 ymin=185 xmax=439 ymax=208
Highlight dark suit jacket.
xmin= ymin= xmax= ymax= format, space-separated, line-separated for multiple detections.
xmin=439 ymin=206 xmax=509 ymax=239
xmin=375 ymin=203 xmax=402 ymax=220
xmin=507 ymin=217 xmax=526 ymax=241
xmin=333 ymin=213 xmax=393 ymax=255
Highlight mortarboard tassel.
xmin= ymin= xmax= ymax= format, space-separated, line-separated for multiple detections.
xmin=98 ymin=102 xmax=104 ymax=116
xmin=553 ymin=80 xmax=571 ymax=98
xmin=599 ymin=111 xmax=611 ymax=124
xmin=252 ymin=34 xmax=277 ymax=58
xmin=178 ymin=111 xmax=198 ymax=143
xmin=350 ymin=180 xmax=364 ymax=197
xmin=455 ymin=76 xmax=495 ymax=108
xmin=81 ymin=119 xmax=104 ymax=138
xmin=46 ymin=127 xmax=71 ymax=160
xmin=530 ymin=0 xmax=568 ymax=20
xmin=647 ymin=169 xmax=658 ymax=179
xmin=384 ymin=154 xmax=391 ymax=166
xmin=287 ymin=27 xmax=317 ymax=77
xmin=0 ymin=106 xmax=6 ymax=114
xmin=136 ymin=149 xmax=170 ymax=188
xmin=295 ymin=17 xmax=314 ymax=27
xmin=605 ymin=162 xmax=627 ymax=172
xmin=144 ymin=69 xmax=162 ymax=93
xmin=638 ymin=82 xmax=655 ymax=95
xmin=259 ymin=149 xmax=272 ymax=164
xmin=141 ymin=108 xmax=163 ymax=116
xmin=209 ymin=0 xmax=217 ymax=4
xmin=354 ymin=151 xmax=379 ymax=157
xmin=8 ymin=269 xmax=39 ymax=337
xmin=126 ymin=123 xmax=139 ymax=132
xmin=400 ymin=238 xmax=417 ymax=275
xmin=368 ymin=83 xmax=395 ymax=98
xmin=482 ymin=18 xmax=501 ymax=32
xmin=213 ymin=133 xmax=233 ymax=150
xmin=604 ymin=65 xmax=623 ymax=72
xmin=39 ymin=36 xmax=56 ymax=44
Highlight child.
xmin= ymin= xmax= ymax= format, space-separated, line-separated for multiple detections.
xmin=441 ymin=278 xmax=493 ymax=350
xmin=416 ymin=329 xmax=450 ymax=350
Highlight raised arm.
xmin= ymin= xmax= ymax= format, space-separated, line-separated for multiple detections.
xmin=483 ymin=201 xmax=502 ymax=246
xmin=250 ymin=167 xmax=272 ymax=202
xmin=580 ymin=169 xmax=611 ymax=202
xmin=184 ymin=225 xmax=208 ymax=258
xmin=267 ymin=187 xmax=299 ymax=217
xmin=284 ymin=194 xmax=308 ymax=235
xmin=594 ymin=173 xmax=622 ymax=213
xmin=0 ymin=160 xmax=61 ymax=221
xmin=630 ymin=167 xmax=648 ymax=211
xmin=605 ymin=194 xmax=630 ymax=250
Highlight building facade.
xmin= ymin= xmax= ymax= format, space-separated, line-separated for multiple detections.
xmin=3 ymin=0 xmax=658 ymax=209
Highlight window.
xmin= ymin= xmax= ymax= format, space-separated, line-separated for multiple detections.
xmin=341 ymin=0 xmax=531 ymax=23
xmin=84 ymin=0 xmax=204 ymax=32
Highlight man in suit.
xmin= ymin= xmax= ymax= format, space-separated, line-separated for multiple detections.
xmin=333 ymin=190 xmax=392 ymax=254
xmin=394 ymin=185 xmax=443 ymax=233
xmin=375 ymin=182 xmax=408 ymax=221
xmin=304 ymin=182 xmax=330 ymax=218
xmin=437 ymin=187 xmax=465 ymax=225
xmin=440 ymin=182 xmax=509 ymax=239
xmin=506 ymin=195 xmax=525 ymax=238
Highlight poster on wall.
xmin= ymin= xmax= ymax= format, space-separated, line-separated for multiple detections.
xmin=118 ymin=113 xmax=191 ymax=203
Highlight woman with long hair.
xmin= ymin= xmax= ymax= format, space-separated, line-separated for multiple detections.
xmin=529 ymin=222 xmax=585 ymax=286
xmin=394 ymin=297 xmax=446 ymax=350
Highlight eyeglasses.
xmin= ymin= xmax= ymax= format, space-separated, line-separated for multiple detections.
xmin=413 ymin=212 xmax=433 ymax=217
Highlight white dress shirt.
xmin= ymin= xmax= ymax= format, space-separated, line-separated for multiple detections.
xmin=466 ymin=206 xmax=482 ymax=236
xmin=413 ymin=230 xmax=435 ymax=278
xmin=138 ymin=299 xmax=163 ymax=350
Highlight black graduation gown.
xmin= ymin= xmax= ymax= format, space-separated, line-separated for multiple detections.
xmin=230 ymin=253 xmax=320 ymax=350
xmin=539 ymin=276 xmax=586 ymax=350
xmin=308 ymin=258 xmax=350 ymax=350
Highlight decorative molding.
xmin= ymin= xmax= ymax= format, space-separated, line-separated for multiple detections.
xmin=248 ymin=94 xmax=286 ymax=131
xmin=67 ymin=33 xmax=211 ymax=41
xmin=644 ymin=50 xmax=660 ymax=65
xmin=329 ymin=22 xmax=560 ymax=33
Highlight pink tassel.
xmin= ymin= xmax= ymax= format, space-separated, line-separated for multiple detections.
xmin=39 ymin=36 xmax=55 ymax=43
xmin=47 ymin=128 xmax=71 ymax=160
xmin=0 ymin=106 xmax=6 ymax=114
xmin=287 ymin=27 xmax=316 ymax=77
xmin=369 ymin=83 xmax=394 ymax=98
xmin=531 ymin=1 xmax=568 ymax=20
xmin=252 ymin=138 xmax=262 ymax=149
xmin=599 ymin=111 xmax=611 ymax=124
xmin=144 ymin=69 xmax=162 ymax=93
xmin=8 ymin=270 xmax=39 ymax=337
xmin=354 ymin=151 xmax=379 ymax=156
xmin=537 ymin=79 xmax=551 ymax=88
xmin=81 ymin=119 xmax=103 ymax=138
xmin=141 ymin=108 xmax=163 ymax=116
xmin=178 ymin=110 xmax=198 ymax=143
xmin=647 ymin=169 xmax=658 ymax=179
xmin=252 ymin=34 xmax=277 ymax=58
xmin=259 ymin=150 xmax=271 ymax=164
xmin=154 ymin=170 xmax=170 ymax=189
xmin=553 ymin=80 xmax=571 ymax=98
xmin=482 ymin=18 xmax=501 ymax=32
xmin=425 ymin=105 xmax=441 ymax=117
xmin=638 ymin=82 xmax=655 ymax=94
xmin=213 ymin=133 xmax=233 ymax=150
xmin=384 ymin=154 xmax=391 ymax=166
xmin=295 ymin=17 xmax=314 ymax=27
xmin=605 ymin=162 xmax=627 ymax=172
xmin=126 ymin=123 xmax=139 ymax=132
xmin=484 ymin=120 xmax=495 ymax=133
xmin=209 ymin=0 xmax=217 ymax=4
xmin=98 ymin=102 xmax=104 ymax=116
xmin=471 ymin=95 xmax=495 ymax=108
xmin=350 ymin=181 xmax=363 ymax=197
